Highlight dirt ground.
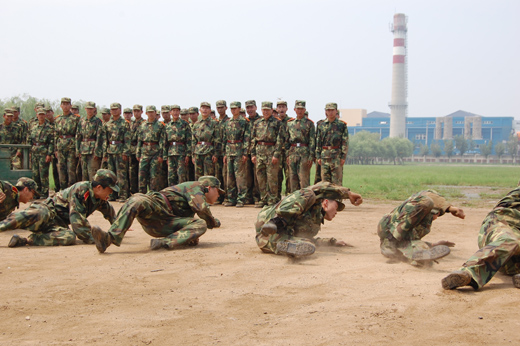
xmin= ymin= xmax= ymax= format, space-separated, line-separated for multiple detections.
xmin=1 ymin=198 xmax=519 ymax=346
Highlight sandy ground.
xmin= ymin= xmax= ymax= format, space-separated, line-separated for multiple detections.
xmin=1 ymin=199 xmax=519 ymax=346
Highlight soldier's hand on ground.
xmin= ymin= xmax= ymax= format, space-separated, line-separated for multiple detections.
xmin=251 ymin=156 xmax=257 ymax=164
xmin=0 ymin=191 xmax=6 ymax=203
xmin=335 ymin=240 xmax=354 ymax=247
xmin=449 ymin=206 xmax=465 ymax=219
xmin=433 ymin=240 xmax=455 ymax=247
xmin=271 ymin=157 xmax=279 ymax=165
xmin=45 ymin=155 xmax=51 ymax=163
xmin=348 ymin=191 xmax=363 ymax=206
xmin=158 ymin=157 xmax=163 ymax=163
xmin=122 ymin=155 xmax=128 ymax=161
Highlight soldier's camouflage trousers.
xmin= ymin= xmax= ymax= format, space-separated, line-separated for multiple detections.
xmin=314 ymin=162 xmax=322 ymax=184
xmin=167 ymin=155 xmax=188 ymax=186
xmin=80 ymin=154 xmax=101 ymax=182
xmin=108 ymin=154 xmax=129 ymax=198
xmin=255 ymin=156 xmax=279 ymax=205
xmin=129 ymin=154 xmax=139 ymax=194
xmin=0 ymin=202 xmax=75 ymax=246
xmin=246 ymin=155 xmax=260 ymax=204
xmin=51 ymin=156 xmax=60 ymax=191
xmin=31 ymin=153 xmax=50 ymax=197
xmin=138 ymin=153 xmax=162 ymax=193
xmin=226 ymin=156 xmax=247 ymax=204
xmin=214 ymin=156 xmax=226 ymax=202
xmin=57 ymin=148 xmax=78 ymax=188
xmin=458 ymin=212 xmax=520 ymax=288
xmin=288 ymin=154 xmax=311 ymax=193
xmin=278 ymin=152 xmax=290 ymax=198
xmin=160 ymin=160 xmax=168 ymax=190
xmin=107 ymin=192 xmax=207 ymax=249
xmin=321 ymin=157 xmax=343 ymax=185
xmin=194 ymin=154 xmax=215 ymax=180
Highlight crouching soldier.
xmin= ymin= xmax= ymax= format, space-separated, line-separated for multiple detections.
xmin=92 ymin=176 xmax=223 ymax=253
xmin=0 ymin=178 xmax=40 ymax=221
xmin=255 ymin=181 xmax=363 ymax=257
xmin=0 ymin=170 xmax=117 ymax=247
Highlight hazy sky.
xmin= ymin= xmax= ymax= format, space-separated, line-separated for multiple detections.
xmin=1 ymin=0 xmax=519 ymax=122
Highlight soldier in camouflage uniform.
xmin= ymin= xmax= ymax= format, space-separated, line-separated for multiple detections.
xmin=129 ymin=105 xmax=145 ymax=194
xmin=214 ymin=100 xmax=230 ymax=204
xmin=1 ymin=170 xmax=117 ymax=247
xmin=27 ymin=109 xmax=54 ymax=197
xmin=0 ymin=110 xmax=23 ymax=169
xmin=123 ymin=108 xmax=133 ymax=122
xmin=164 ymin=105 xmax=192 ymax=186
xmin=285 ymin=100 xmax=315 ymax=192
xmin=315 ymin=103 xmax=349 ymax=185
xmin=187 ymin=107 xmax=199 ymax=181
xmin=157 ymin=105 xmax=172 ymax=190
xmin=45 ymin=106 xmax=61 ymax=191
xmin=251 ymin=101 xmax=284 ymax=207
xmin=255 ymin=181 xmax=363 ymax=257
xmin=180 ymin=108 xmax=189 ymax=122
xmin=442 ymin=185 xmax=520 ymax=290
xmin=92 ymin=176 xmax=223 ymax=253
xmin=99 ymin=108 xmax=111 ymax=170
xmin=245 ymin=100 xmax=262 ymax=205
xmin=276 ymin=101 xmax=292 ymax=197
xmin=102 ymin=103 xmax=131 ymax=201
xmin=377 ymin=189 xmax=465 ymax=266
xmin=54 ymin=97 xmax=80 ymax=188
xmin=75 ymin=101 xmax=103 ymax=181
xmin=222 ymin=101 xmax=250 ymax=207
xmin=314 ymin=117 xmax=326 ymax=184
xmin=0 ymin=178 xmax=39 ymax=221
xmin=191 ymin=102 xmax=218 ymax=179
xmin=11 ymin=106 xmax=28 ymax=169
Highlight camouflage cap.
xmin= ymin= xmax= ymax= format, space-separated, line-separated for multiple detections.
xmin=304 ymin=111 xmax=309 ymax=116
xmin=35 ymin=102 xmax=45 ymax=108
xmin=11 ymin=106 xmax=21 ymax=112
xmin=101 ymin=107 xmax=111 ymax=114
xmin=110 ymin=102 xmax=122 ymax=109
xmin=295 ymin=100 xmax=306 ymax=109
xmin=43 ymin=107 xmax=53 ymax=112
xmin=123 ymin=108 xmax=132 ymax=113
xmin=245 ymin=100 xmax=256 ymax=107
xmin=146 ymin=105 xmax=157 ymax=112
xmin=161 ymin=105 xmax=171 ymax=113
xmin=170 ymin=104 xmax=181 ymax=110
xmin=261 ymin=101 xmax=273 ymax=110
xmin=71 ymin=103 xmax=80 ymax=109
xmin=188 ymin=107 xmax=199 ymax=114
xmin=216 ymin=100 xmax=227 ymax=107
xmin=230 ymin=101 xmax=241 ymax=109
xmin=133 ymin=104 xmax=143 ymax=111
xmin=276 ymin=100 xmax=287 ymax=106
xmin=311 ymin=182 xmax=351 ymax=212
xmin=198 ymin=176 xmax=225 ymax=195
xmin=61 ymin=97 xmax=71 ymax=104
xmin=85 ymin=101 xmax=96 ymax=109
xmin=423 ymin=190 xmax=451 ymax=216
xmin=37 ymin=109 xmax=46 ymax=115
xmin=4 ymin=109 xmax=14 ymax=115
xmin=325 ymin=102 xmax=338 ymax=110
xmin=94 ymin=169 xmax=119 ymax=193
xmin=16 ymin=177 xmax=40 ymax=198
xmin=180 ymin=108 xmax=188 ymax=115
xmin=200 ymin=101 xmax=211 ymax=108
xmin=240 ymin=108 xmax=245 ymax=114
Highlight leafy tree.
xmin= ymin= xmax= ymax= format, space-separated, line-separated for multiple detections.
xmin=495 ymin=142 xmax=506 ymax=158
xmin=443 ymin=139 xmax=454 ymax=157
xmin=430 ymin=142 xmax=442 ymax=157
xmin=507 ymin=134 xmax=518 ymax=159
xmin=419 ymin=143 xmax=429 ymax=156
xmin=454 ymin=135 xmax=468 ymax=156
xmin=480 ymin=141 xmax=492 ymax=159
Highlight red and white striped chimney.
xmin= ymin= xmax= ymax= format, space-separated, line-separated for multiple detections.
xmin=389 ymin=13 xmax=408 ymax=138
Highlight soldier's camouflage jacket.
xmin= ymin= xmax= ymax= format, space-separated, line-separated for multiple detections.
xmin=222 ymin=116 xmax=250 ymax=157
xmin=76 ymin=116 xmax=104 ymax=157
xmin=315 ymin=118 xmax=349 ymax=160
xmin=27 ymin=120 xmax=54 ymax=157
xmin=14 ymin=118 xmax=28 ymax=144
xmin=0 ymin=181 xmax=20 ymax=221
xmin=137 ymin=119 xmax=165 ymax=159
xmin=284 ymin=117 xmax=316 ymax=160
xmin=0 ymin=121 xmax=23 ymax=157
xmin=191 ymin=116 xmax=218 ymax=156
xmin=215 ymin=115 xmax=229 ymax=157
xmin=102 ymin=116 xmax=131 ymax=157
xmin=164 ymin=118 xmax=192 ymax=158
xmin=54 ymin=113 xmax=79 ymax=152
xmin=250 ymin=115 xmax=284 ymax=159
xmin=130 ymin=118 xmax=145 ymax=155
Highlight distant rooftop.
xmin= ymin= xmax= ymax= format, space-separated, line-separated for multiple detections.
xmin=444 ymin=110 xmax=483 ymax=118
xmin=366 ymin=111 xmax=390 ymax=118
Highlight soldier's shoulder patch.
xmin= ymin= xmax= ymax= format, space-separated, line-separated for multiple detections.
xmin=84 ymin=191 xmax=90 ymax=201
xmin=288 ymin=118 xmax=295 ymax=122
xmin=160 ymin=121 xmax=165 ymax=126
xmin=125 ymin=119 xmax=131 ymax=123
xmin=12 ymin=186 xmax=18 ymax=195
xmin=340 ymin=120 xmax=347 ymax=125
xmin=244 ymin=117 xmax=250 ymax=122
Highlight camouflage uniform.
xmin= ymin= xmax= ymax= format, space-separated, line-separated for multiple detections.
xmin=285 ymin=112 xmax=315 ymax=192
xmin=0 ymin=178 xmax=39 ymax=221
xmin=12 ymin=112 xmax=28 ymax=169
xmin=100 ymin=178 xmax=222 ymax=251
xmin=314 ymin=119 xmax=325 ymax=184
xmin=215 ymin=111 xmax=230 ymax=203
xmin=75 ymin=103 xmax=103 ymax=181
xmin=45 ymin=109 xmax=61 ymax=191
xmin=377 ymin=190 xmax=451 ymax=262
xmin=27 ymin=116 xmax=54 ymax=197
xmin=137 ymin=108 xmax=166 ymax=193
xmin=0 ymin=170 xmax=117 ymax=246
xmin=277 ymin=111 xmax=293 ymax=198
xmin=245 ymin=108 xmax=261 ymax=204
xmin=255 ymin=182 xmax=347 ymax=254
xmin=0 ymin=111 xmax=23 ymax=168
xmin=164 ymin=118 xmax=192 ymax=186
xmin=191 ymin=115 xmax=218 ymax=179
xmin=251 ymin=105 xmax=284 ymax=206
xmin=54 ymin=111 xmax=80 ymax=188
xmin=129 ymin=105 xmax=145 ymax=194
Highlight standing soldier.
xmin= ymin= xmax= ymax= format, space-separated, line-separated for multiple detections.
xmin=54 ymin=97 xmax=79 ymax=188
xmin=161 ymin=105 xmax=172 ymax=125
xmin=222 ymin=101 xmax=250 ymax=208
xmin=0 ymin=110 xmax=23 ymax=169
xmin=164 ymin=105 xmax=192 ymax=186
xmin=27 ymin=109 xmax=54 ymax=198
xmin=123 ymin=108 xmax=133 ymax=122
xmin=191 ymin=102 xmax=218 ymax=179
xmin=137 ymin=105 xmax=165 ymax=193
xmin=45 ymin=106 xmax=61 ymax=191
xmin=71 ymin=103 xmax=80 ymax=116
xmin=314 ymin=117 xmax=326 ymax=184
xmin=250 ymin=101 xmax=284 ymax=208
xmin=72 ymin=103 xmax=83 ymax=180
xmin=100 ymin=107 xmax=111 ymax=170
xmin=76 ymin=101 xmax=103 ymax=181
xmin=276 ymin=100 xmax=292 ymax=197
xmin=180 ymin=108 xmax=189 ymax=122
xmin=158 ymin=105 xmax=171 ymax=190
xmin=129 ymin=104 xmax=145 ymax=194
xmin=215 ymin=100 xmax=230 ymax=204
xmin=187 ymin=107 xmax=199 ymax=181
xmin=11 ymin=106 xmax=28 ymax=170
xmin=102 ymin=103 xmax=130 ymax=201
xmin=285 ymin=100 xmax=315 ymax=192
xmin=245 ymin=100 xmax=262 ymax=205
xmin=315 ymin=103 xmax=348 ymax=185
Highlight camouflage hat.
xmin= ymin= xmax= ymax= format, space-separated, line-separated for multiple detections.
xmin=61 ymin=97 xmax=71 ymax=104
xmin=200 ymin=101 xmax=211 ymax=108
xmin=261 ymin=101 xmax=273 ymax=110
xmin=101 ymin=107 xmax=111 ymax=114
xmin=85 ymin=101 xmax=96 ymax=109
xmin=325 ymin=102 xmax=338 ymax=110
xmin=304 ymin=111 xmax=309 ymax=116
xmin=276 ymin=100 xmax=287 ymax=106
xmin=146 ymin=105 xmax=157 ymax=112
xmin=11 ymin=106 xmax=21 ymax=112
xmin=94 ymin=169 xmax=119 ymax=193
xmin=161 ymin=105 xmax=171 ymax=113
xmin=16 ymin=177 xmax=40 ymax=198
xmin=180 ymin=108 xmax=188 ymax=115
xmin=423 ymin=191 xmax=451 ymax=216
xmin=4 ymin=109 xmax=14 ymax=115
xmin=198 ymin=176 xmax=225 ymax=195
xmin=110 ymin=102 xmax=122 ymax=109
xmin=35 ymin=102 xmax=45 ymax=108
xmin=123 ymin=108 xmax=132 ymax=113
xmin=188 ymin=107 xmax=199 ymax=114
xmin=43 ymin=107 xmax=53 ymax=112
xmin=71 ymin=103 xmax=80 ymax=109
xmin=216 ymin=100 xmax=227 ymax=107
xmin=245 ymin=100 xmax=256 ymax=107
xmin=230 ymin=101 xmax=241 ymax=109
xmin=240 ymin=108 xmax=245 ymax=114
xmin=37 ymin=109 xmax=46 ymax=115
xmin=170 ymin=104 xmax=181 ymax=110
xmin=295 ymin=100 xmax=306 ymax=109
xmin=133 ymin=104 xmax=143 ymax=111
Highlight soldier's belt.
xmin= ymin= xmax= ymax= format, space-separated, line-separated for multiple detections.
xmin=227 ymin=140 xmax=243 ymax=144
xmin=291 ymin=143 xmax=308 ymax=147
xmin=32 ymin=142 xmax=45 ymax=146
xmin=59 ymin=135 xmax=74 ymax=139
xmin=169 ymin=141 xmax=185 ymax=146
xmin=322 ymin=146 xmax=339 ymax=150
xmin=110 ymin=141 xmax=122 ymax=145
xmin=257 ymin=141 xmax=276 ymax=146
xmin=197 ymin=141 xmax=213 ymax=146
xmin=143 ymin=141 xmax=159 ymax=146
xmin=83 ymin=138 xmax=96 ymax=142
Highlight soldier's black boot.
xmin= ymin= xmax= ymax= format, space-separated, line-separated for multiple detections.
xmin=8 ymin=235 xmax=27 ymax=248
xmin=92 ymin=226 xmax=111 ymax=253
xmin=260 ymin=217 xmax=287 ymax=236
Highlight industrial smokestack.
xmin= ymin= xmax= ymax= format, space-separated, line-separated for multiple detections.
xmin=389 ymin=13 xmax=408 ymax=138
